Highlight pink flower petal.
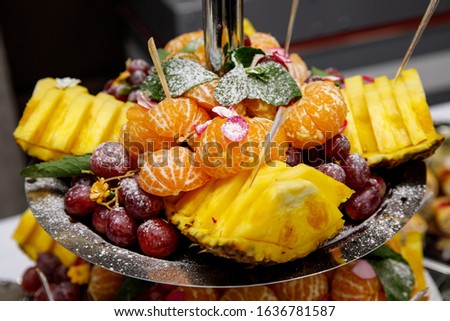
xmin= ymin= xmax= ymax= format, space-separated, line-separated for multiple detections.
xmin=212 ymin=106 xmax=239 ymax=118
xmin=194 ymin=120 xmax=212 ymax=135
xmin=137 ymin=91 xmax=157 ymax=109
xmin=322 ymin=75 xmax=341 ymax=82
xmin=352 ymin=259 xmax=377 ymax=279
xmin=221 ymin=116 xmax=249 ymax=141
xmin=272 ymin=50 xmax=292 ymax=64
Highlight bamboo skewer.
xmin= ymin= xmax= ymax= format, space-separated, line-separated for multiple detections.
xmin=393 ymin=0 xmax=440 ymax=84
xmin=147 ymin=37 xmax=172 ymax=101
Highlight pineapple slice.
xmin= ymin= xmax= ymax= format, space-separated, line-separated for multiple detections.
xmin=341 ymin=88 xmax=363 ymax=154
xmin=13 ymin=88 xmax=64 ymax=145
xmin=70 ymin=93 xmax=126 ymax=155
xmin=38 ymin=85 xmax=88 ymax=148
xmin=166 ymin=162 xmax=353 ymax=264
xmin=48 ymin=92 xmax=94 ymax=153
xmin=364 ymin=83 xmax=397 ymax=153
xmin=391 ymin=78 xmax=427 ymax=145
xmin=344 ymin=76 xmax=378 ymax=153
xmin=402 ymin=68 xmax=435 ymax=137
xmin=374 ymin=76 xmax=412 ymax=149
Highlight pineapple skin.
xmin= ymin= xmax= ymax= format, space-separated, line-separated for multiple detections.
xmin=166 ymin=162 xmax=353 ymax=264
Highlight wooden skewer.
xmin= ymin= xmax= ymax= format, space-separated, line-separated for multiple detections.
xmin=284 ymin=0 xmax=299 ymax=54
xmin=393 ymin=0 xmax=440 ymax=84
xmin=147 ymin=37 xmax=172 ymax=101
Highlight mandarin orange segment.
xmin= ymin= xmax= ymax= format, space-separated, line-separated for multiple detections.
xmin=183 ymin=80 xmax=220 ymax=111
xmin=163 ymin=30 xmax=204 ymax=55
xmin=271 ymin=274 xmax=329 ymax=301
xmin=245 ymin=98 xmax=278 ymax=120
xmin=88 ymin=265 xmax=124 ymax=301
xmin=249 ymin=32 xmax=281 ymax=52
xmin=195 ymin=116 xmax=287 ymax=179
xmin=147 ymin=97 xmax=210 ymax=140
xmin=121 ymin=105 xmax=177 ymax=164
xmin=220 ymin=286 xmax=278 ymax=301
xmin=288 ymin=53 xmax=309 ymax=84
xmin=284 ymin=81 xmax=347 ymax=148
xmin=138 ymin=146 xmax=210 ymax=197
xmin=331 ymin=261 xmax=384 ymax=301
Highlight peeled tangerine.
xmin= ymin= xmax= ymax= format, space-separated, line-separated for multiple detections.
xmin=165 ymin=161 xmax=354 ymax=264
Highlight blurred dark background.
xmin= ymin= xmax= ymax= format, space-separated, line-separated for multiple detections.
xmin=1 ymin=0 xmax=450 ymax=217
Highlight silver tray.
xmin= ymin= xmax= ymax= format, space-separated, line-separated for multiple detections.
xmin=25 ymin=161 xmax=426 ymax=287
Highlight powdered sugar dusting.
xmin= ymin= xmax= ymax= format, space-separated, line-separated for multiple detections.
xmin=221 ymin=116 xmax=249 ymax=141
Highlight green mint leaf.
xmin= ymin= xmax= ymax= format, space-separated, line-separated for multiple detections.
xmin=311 ymin=66 xmax=330 ymax=77
xmin=366 ymin=245 xmax=415 ymax=301
xmin=214 ymin=64 xmax=249 ymax=106
xmin=20 ymin=155 xmax=92 ymax=178
xmin=247 ymin=61 xmax=302 ymax=106
xmin=230 ymin=47 xmax=265 ymax=68
xmin=157 ymin=48 xmax=170 ymax=62
xmin=141 ymin=58 xmax=219 ymax=101
xmin=180 ymin=38 xmax=203 ymax=53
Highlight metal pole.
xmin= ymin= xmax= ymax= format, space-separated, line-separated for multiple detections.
xmin=203 ymin=0 xmax=243 ymax=75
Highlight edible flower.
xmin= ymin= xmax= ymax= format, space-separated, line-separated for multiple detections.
xmin=90 ymin=178 xmax=110 ymax=204
xmin=351 ymin=259 xmax=377 ymax=279
xmin=67 ymin=261 xmax=91 ymax=285
xmin=55 ymin=77 xmax=81 ymax=89
xmin=211 ymin=106 xmax=249 ymax=141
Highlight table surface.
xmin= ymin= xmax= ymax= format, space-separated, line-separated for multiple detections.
xmin=1 ymin=103 xmax=449 ymax=297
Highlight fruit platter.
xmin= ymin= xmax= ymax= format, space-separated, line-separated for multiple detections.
xmin=12 ymin=0 xmax=444 ymax=292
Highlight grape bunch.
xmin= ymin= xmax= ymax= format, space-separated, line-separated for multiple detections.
xmin=20 ymin=252 xmax=84 ymax=301
xmin=103 ymin=58 xmax=151 ymax=102
xmin=287 ymin=133 xmax=386 ymax=221
xmin=63 ymin=141 xmax=180 ymax=259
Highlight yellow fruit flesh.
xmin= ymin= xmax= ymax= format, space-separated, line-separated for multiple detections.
xmin=14 ymin=79 xmax=132 ymax=160
xmin=343 ymin=69 xmax=443 ymax=167
xmin=341 ymin=89 xmax=363 ymax=155
xmin=344 ymin=76 xmax=378 ymax=153
xmin=167 ymin=162 xmax=353 ymax=264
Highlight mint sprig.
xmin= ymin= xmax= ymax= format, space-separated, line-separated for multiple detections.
xmin=229 ymin=47 xmax=265 ymax=68
xmin=141 ymin=58 xmax=219 ymax=101
xmin=20 ymin=155 xmax=91 ymax=178
xmin=214 ymin=61 xmax=301 ymax=107
xmin=366 ymin=245 xmax=415 ymax=301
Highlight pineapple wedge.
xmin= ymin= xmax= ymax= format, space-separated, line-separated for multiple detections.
xmin=14 ymin=78 xmax=133 ymax=160
xmin=166 ymin=161 xmax=353 ymax=264
xmin=343 ymin=69 xmax=443 ymax=167
xmin=344 ymin=76 xmax=378 ymax=153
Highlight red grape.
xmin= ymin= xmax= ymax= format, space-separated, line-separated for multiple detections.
xmin=71 ymin=174 xmax=95 ymax=187
xmin=324 ymin=134 xmax=350 ymax=161
xmin=90 ymin=142 xmax=132 ymax=178
xmin=344 ymin=186 xmax=382 ymax=221
xmin=317 ymin=163 xmax=346 ymax=184
xmin=285 ymin=146 xmax=302 ymax=167
xmin=367 ymin=173 xmax=387 ymax=198
xmin=33 ymin=284 xmax=58 ymax=301
xmin=244 ymin=34 xmax=252 ymax=47
xmin=92 ymin=206 xmax=110 ymax=234
xmin=137 ymin=218 xmax=179 ymax=258
xmin=127 ymin=58 xmax=150 ymax=73
xmin=119 ymin=176 xmax=163 ymax=220
xmin=106 ymin=207 xmax=137 ymax=247
xmin=20 ymin=267 xmax=41 ymax=294
xmin=302 ymin=145 xmax=325 ymax=168
xmin=52 ymin=282 xmax=82 ymax=301
xmin=64 ymin=185 xmax=97 ymax=217
xmin=341 ymin=153 xmax=370 ymax=190
xmin=37 ymin=252 xmax=62 ymax=283
xmin=128 ymin=70 xmax=147 ymax=85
